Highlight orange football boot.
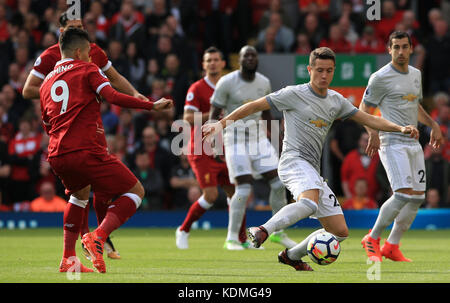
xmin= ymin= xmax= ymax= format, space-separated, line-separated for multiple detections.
xmin=81 ymin=231 xmax=106 ymax=273
xmin=381 ymin=241 xmax=412 ymax=262
xmin=59 ymin=257 xmax=94 ymax=273
xmin=361 ymin=233 xmax=382 ymax=262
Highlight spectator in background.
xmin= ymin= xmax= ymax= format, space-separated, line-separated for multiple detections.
xmin=169 ymin=154 xmax=199 ymax=209
xmin=424 ymin=188 xmax=441 ymax=208
xmin=298 ymin=12 xmax=326 ymax=49
xmin=142 ymin=58 xmax=160 ymax=96
xmin=199 ymin=0 xmax=236 ymax=65
xmin=328 ymin=118 xmax=365 ymax=196
xmin=101 ymin=102 xmax=119 ymax=135
xmin=116 ymin=108 xmax=136 ymax=153
xmin=354 ymin=25 xmax=386 ymax=54
xmin=425 ymin=18 xmax=450 ymax=94
xmin=7 ymin=118 xmax=41 ymax=204
xmin=372 ymin=0 xmax=404 ymax=42
xmin=259 ymin=0 xmax=294 ymax=31
xmin=319 ymin=23 xmax=352 ymax=53
xmin=424 ymin=141 xmax=449 ymax=203
xmin=8 ymin=62 xmax=23 ymax=92
xmin=401 ymin=10 xmax=422 ymax=47
xmin=38 ymin=31 xmax=58 ymax=53
xmin=2 ymin=84 xmax=31 ymax=128
xmin=341 ymin=132 xmax=380 ymax=201
xmin=292 ymin=31 xmax=311 ymax=54
xmin=161 ymin=53 xmax=189 ymax=119
xmin=132 ymin=148 xmax=165 ymax=210
xmin=0 ymin=4 xmax=9 ymax=43
xmin=125 ymin=41 xmax=146 ymax=92
xmin=430 ymin=92 xmax=449 ymax=120
xmin=298 ymin=0 xmax=330 ymax=19
xmin=107 ymin=39 xmax=130 ymax=80
xmin=341 ymin=178 xmax=378 ymax=210
xmin=129 ymin=125 xmax=174 ymax=194
xmin=83 ymin=11 xmax=107 ymax=49
xmin=256 ymin=25 xmax=285 ymax=53
xmin=30 ymin=181 xmax=66 ymax=212
xmin=257 ymin=12 xmax=295 ymax=52
xmin=108 ymin=1 xmax=145 ymax=48
xmin=337 ymin=14 xmax=358 ymax=47
xmin=0 ymin=123 xmax=10 ymax=206
xmin=145 ymin=0 xmax=170 ymax=37
xmin=106 ymin=133 xmax=128 ymax=165
xmin=88 ymin=0 xmax=110 ymax=41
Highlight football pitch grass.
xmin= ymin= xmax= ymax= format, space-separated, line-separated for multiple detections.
xmin=1 ymin=228 xmax=449 ymax=283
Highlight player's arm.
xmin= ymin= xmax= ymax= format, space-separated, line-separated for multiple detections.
xmin=202 ymin=97 xmax=270 ymax=139
xmin=350 ymin=110 xmax=419 ymax=139
xmin=103 ymin=65 xmax=148 ymax=100
xmin=98 ymin=84 xmax=172 ymax=111
xmin=183 ymin=109 xmax=210 ymax=126
xmin=359 ymin=102 xmax=380 ymax=157
xmin=22 ymin=72 xmax=44 ymax=99
xmin=418 ymin=104 xmax=444 ymax=149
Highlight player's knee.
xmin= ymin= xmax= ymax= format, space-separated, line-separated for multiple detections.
xmin=203 ymin=188 xmax=219 ymax=203
xmin=128 ymin=181 xmax=145 ymax=200
xmin=327 ymin=226 xmax=349 ymax=240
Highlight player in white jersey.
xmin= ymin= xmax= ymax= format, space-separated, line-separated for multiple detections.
xmin=203 ymin=47 xmax=419 ymax=270
xmin=209 ymin=46 xmax=296 ymax=250
xmin=360 ymin=31 xmax=444 ymax=262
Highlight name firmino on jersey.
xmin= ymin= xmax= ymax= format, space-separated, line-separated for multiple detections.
xmin=46 ymin=64 xmax=74 ymax=80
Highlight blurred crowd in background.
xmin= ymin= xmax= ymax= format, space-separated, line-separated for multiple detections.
xmin=0 ymin=0 xmax=448 ymax=212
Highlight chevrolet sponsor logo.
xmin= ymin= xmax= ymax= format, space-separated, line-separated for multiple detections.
xmin=309 ymin=119 xmax=328 ymax=128
xmin=401 ymin=94 xmax=417 ymax=102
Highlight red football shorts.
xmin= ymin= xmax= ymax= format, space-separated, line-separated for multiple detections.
xmin=187 ymin=155 xmax=231 ymax=189
xmin=49 ymin=149 xmax=138 ymax=198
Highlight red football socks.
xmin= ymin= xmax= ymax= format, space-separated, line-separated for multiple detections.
xmin=180 ymin=201 xmax=207 ymax=232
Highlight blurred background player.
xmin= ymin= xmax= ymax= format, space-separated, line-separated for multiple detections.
xmin=209 ymin=45 xmax=296 ymax=250
xmin=176 ymin=46 xmax=248 ymax=249
xmin=22 ymin=12 xmax=148 ymax=260
xmin=203 ymin=47 xmax=419 ymax=271
xmin=360 ymin=31 xmax=444 ymax=262
xmin=40 ymin=27 xmax=173 ymax=273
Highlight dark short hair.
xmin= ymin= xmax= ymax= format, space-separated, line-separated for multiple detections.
xmin=388 ymin=31 xmax=412 ymax=47
xmin=309 ymin=47 xmax=336 ymax=66
xmin=204 ymin=46 xmax=224 ymax=60
xmin=59 ymin=27 xmax=89 ymax=53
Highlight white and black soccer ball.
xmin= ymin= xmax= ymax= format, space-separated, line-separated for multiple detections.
xmin=306 ymin=232 xmax=340 ymax=265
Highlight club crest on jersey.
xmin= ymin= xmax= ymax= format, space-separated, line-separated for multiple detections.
xmin=309 ymin=119 xmax=328 ymax=128
xmin=402 ymin=94 xmax=417 ymax=102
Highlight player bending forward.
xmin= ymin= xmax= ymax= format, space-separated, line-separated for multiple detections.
xmin=360 ymin=31 xmax=443 ymax=262
xmin=203 ymin=47 xmax=419 ymax=271
xmin=40 ymin=28 xmax=172 ymax=273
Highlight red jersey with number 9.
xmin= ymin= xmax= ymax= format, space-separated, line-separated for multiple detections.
xmin=40 ymin=58 xmax=111 ymax=158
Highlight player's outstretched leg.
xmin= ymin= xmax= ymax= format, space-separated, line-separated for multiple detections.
xmin=83 ymin=192 xmax=141 ymax=273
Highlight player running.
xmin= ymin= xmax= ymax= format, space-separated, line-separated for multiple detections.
xmin=203 ymin=47 xmax=419 ymax=270
xmin=360 ymin=31 xmax=444 ymax=262
xmin=208 ymin=45 xmax=296 ymax=250
xmin=176 ymin=47 xmax=248 ymax=249
xmin=40 ymin=28 xmax=172 ymax=273
xmin=23 ymin=12 xmax=147 ymax=260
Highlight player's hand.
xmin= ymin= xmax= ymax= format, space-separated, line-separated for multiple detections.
xmin=429 ymin=124 xmax=444 ymax=149
xmin=400 ymin=125 xmax=419 ymax=140
xmin=366 ymin=132 xmax=380 ymax=157
xmin=134 ymin=92 xmax=149 ymax=101
xmin=202 ymin=121 xmax=223 ymax=142
xmin=153 ymin=98 xmax=173 ymax=111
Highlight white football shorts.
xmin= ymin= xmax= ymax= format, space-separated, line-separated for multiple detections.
xmin=224 ymin=136 xmax=279 ymax=183
xmin=378 ymin=142 xmax=426 ymax=192
xmin=278 ymin=156 xmax=343 ymax=219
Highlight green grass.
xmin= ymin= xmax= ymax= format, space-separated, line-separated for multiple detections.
xmin=0 ymin=228 xmax=449 ymax=283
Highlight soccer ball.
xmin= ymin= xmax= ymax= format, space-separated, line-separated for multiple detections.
xmin=306 ymin=232 xmax=340 ymax=265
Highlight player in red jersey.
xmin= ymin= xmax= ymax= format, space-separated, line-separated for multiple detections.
xmin=22 ymin=12 xmax=147 ymax=259
xmin=40 ymin=28 xmax=172 ymax=273
xmin=176 ymin=47 xmax=249 ymax=250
